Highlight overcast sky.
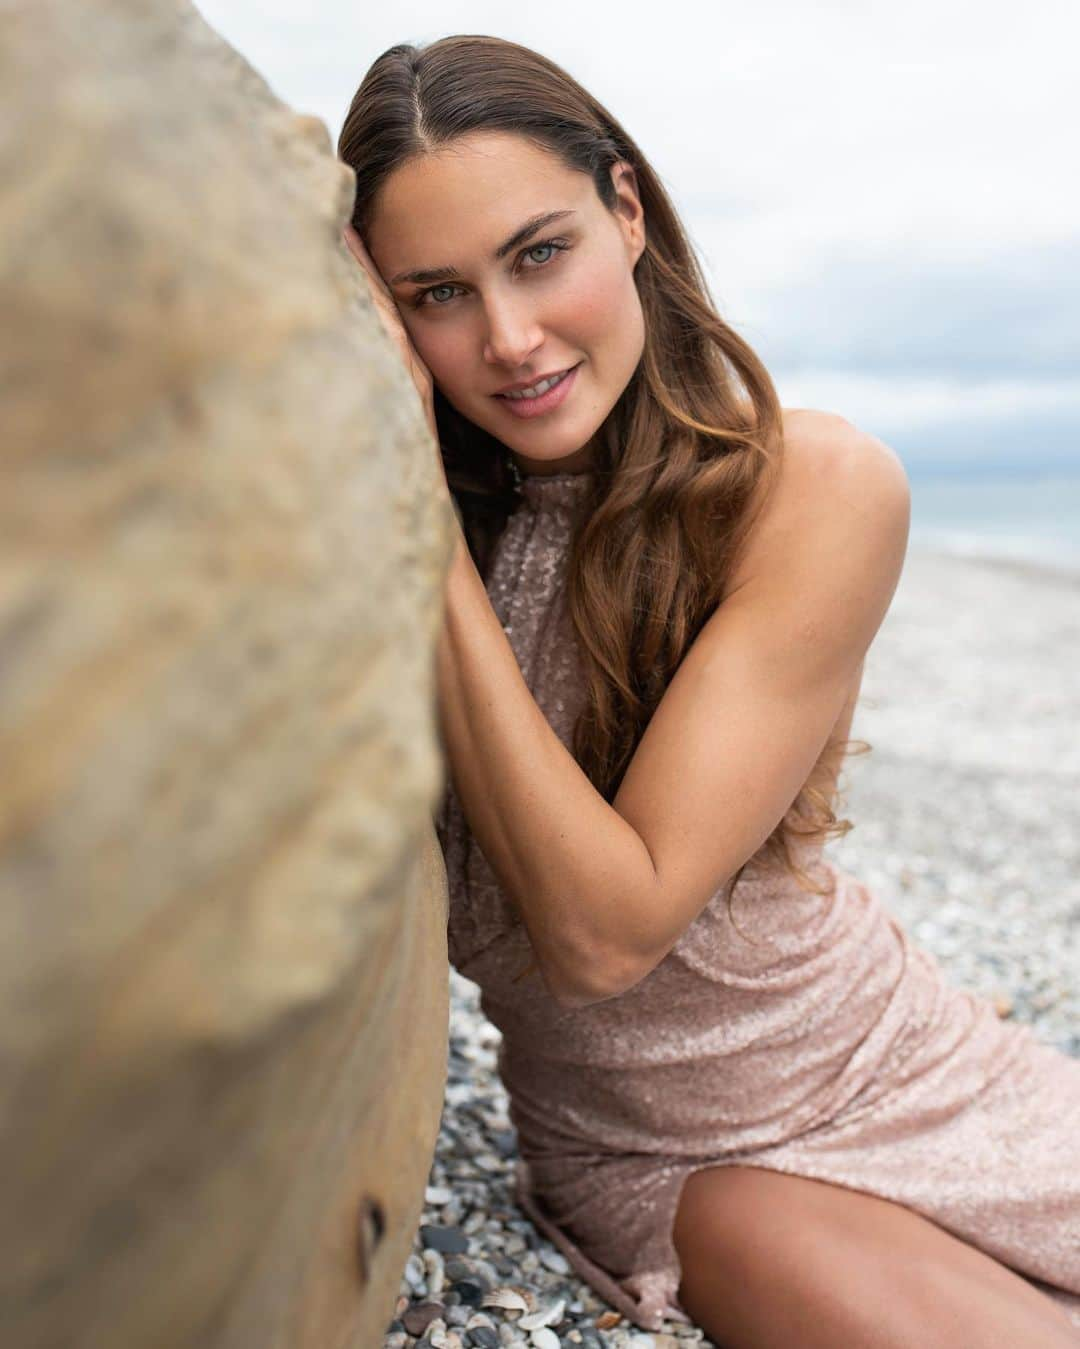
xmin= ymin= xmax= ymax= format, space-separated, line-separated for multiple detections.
xmin=195 ymin=0 xmax=1079 ymax=476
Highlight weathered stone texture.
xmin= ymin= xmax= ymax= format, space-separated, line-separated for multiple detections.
xmin=0 ymin=2 xmax=455 ymax=1346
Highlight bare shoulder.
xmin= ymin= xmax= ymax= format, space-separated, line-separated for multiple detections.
xmin=727 ymin=407 xmax=910 ymax=596
xmin=779 ymin=406 xmax=909 ymax=494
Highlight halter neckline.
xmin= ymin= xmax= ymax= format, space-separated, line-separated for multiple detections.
xmin=518 ymin=470 xmax=593 ymax=509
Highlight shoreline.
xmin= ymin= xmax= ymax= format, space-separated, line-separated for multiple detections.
xmin=907 ymin=539 xmax=1080 ymax=591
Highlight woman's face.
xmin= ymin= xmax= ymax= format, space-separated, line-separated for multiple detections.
xmin=365 ymin=131 xmax=647 ymax=475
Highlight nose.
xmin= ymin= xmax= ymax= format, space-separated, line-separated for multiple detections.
xmin=481 ymin=290 xmax=544 ymax=370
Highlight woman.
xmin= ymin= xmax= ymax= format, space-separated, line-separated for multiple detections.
xmin=337 ymin=35 xmax=1080 ymax=1348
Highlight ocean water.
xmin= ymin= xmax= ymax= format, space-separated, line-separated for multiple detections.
xmin=907 ymin=471 xmax=1080 ymax=575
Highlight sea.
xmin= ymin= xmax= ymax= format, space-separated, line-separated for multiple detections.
xmin=907 ymin=470 xmax=1080 ymax=576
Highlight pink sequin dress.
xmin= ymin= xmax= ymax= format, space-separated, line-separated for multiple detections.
xmin=434 ymin=469 xmax=1080 ymax=1332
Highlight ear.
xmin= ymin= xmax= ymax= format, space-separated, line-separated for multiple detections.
xmin=608 ymin=159 xmax=646 ymax=266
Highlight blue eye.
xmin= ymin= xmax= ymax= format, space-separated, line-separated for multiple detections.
xmin=520 ymin=238 xmax=569 ymax=269
xmin=412 ymin=237 xmax=569 ymax=309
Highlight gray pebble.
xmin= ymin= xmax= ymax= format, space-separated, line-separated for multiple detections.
xmin=421 ymin=1225 xmax=470 ymax=1255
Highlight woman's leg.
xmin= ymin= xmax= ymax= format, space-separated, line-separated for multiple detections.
xmin=672 ymin=1164 xmax=1079 ymax=1349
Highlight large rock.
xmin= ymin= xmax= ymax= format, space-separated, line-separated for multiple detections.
xmin=0 ymin=2 xmax=455 ymax=1347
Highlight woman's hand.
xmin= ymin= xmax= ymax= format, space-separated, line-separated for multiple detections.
xmin=341 ymin=223 xmax=439 ymax=449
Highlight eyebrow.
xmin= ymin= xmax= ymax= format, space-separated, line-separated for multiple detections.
xmin=388 ymin=209 xmax=576 ymax=286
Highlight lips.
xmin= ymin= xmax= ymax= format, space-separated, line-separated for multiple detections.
xmin=495 ymin=367 xmax=575 ymax=400
xmin=493 ymin=363 xmax=581 ymax=420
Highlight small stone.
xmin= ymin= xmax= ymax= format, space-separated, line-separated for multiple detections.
xmin=473 ymin=1259 xmax=500 ymax=1289
xmin=422 ymin=1225 xmax=470 ymax=1255
xmin=595 ymin=1312 xmax=622 ymax=1330
xmin=539 ymin=1250 xmax=570 ymax=1275
xmin=453 ymin=1280 xmax=486 ymax=1307
xmin=403 ymin=1304 xmax=447 ymax=1337
xmin=629 ymin=1337 xmax=655 ymax=1349
xmin=467 ymin=1328 xmax=500 ymax=1349
xmin=465 ymin=1313 xmax=495 ymax=1332
xmin=426 ymin=1185 xmax=455 ymax=1206
xmin=529 ymin=1329 xmax=561 ymax=1349
xmin=406 ymin=1253 xmax=427 ymax=1291
xmin=994 ymin=993 xmax=1015 ymax=1018
xmin=424 ymin=1250 xmax=447 ymax=1296
xmin=425 ymin=1323 xmax=450 ymax=1349
xmin=446 ymin=1307 xmax=473 ymax=1328
xmin=385 ymin=1335 xmax=407 ymax=1349
xmin=489 ymin=1128 xmax=518 ymax=1158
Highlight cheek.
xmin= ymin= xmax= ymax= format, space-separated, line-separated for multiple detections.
xmin=556 ymin=252 xmax=642 ymax=352
xmin=403 ymin=318 xmax=469 ymax=389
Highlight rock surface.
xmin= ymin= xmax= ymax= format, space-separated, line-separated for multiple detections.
xmin=0 ymin=2 xmax=456 ymax=1347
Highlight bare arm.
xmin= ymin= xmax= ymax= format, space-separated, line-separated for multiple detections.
xmin=436 ymin=529 xmax=657 ymax=1007
xmin=436 ymin=411 xmax=910 ymax=1009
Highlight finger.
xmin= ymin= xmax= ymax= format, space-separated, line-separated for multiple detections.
xmin=342 ymin=227 xmax=393 ymax=296
xmin=341 ymin=223 xmax=366 ymax=265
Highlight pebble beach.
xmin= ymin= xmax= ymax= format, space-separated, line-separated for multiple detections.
xmin=386 ymin=544 xmax=1080 ymax=1349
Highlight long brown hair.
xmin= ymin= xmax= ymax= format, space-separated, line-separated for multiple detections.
xmin=338 ymin=36 xmax=869 ymax=966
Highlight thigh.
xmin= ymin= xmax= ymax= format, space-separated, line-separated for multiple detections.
xmin=672 ymin=1164 xmax=1079 ymax=1349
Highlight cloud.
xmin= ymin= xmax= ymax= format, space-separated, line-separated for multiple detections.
xmin=729 ymin=237 xmax=1080 ymax=381
xmin=770 ymin=368 xmax=1080 ymax=473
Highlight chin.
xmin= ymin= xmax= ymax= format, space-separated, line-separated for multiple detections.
xmin=501 ymin=425 xmax=596 ymax=458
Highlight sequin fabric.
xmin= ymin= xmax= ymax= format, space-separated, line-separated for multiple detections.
xmin=434 ymin=469 xmax=1080 ymax=1333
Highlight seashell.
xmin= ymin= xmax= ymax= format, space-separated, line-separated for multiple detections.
xmin=482 ymin=1288 xmax=530 ymax=1313
xmin=518 ymin=1299 xmax=565 ymax=1331
xmin=530 ymin=1329 xmax=561 ymax=1349
xmin=426 ymin=1323 xmax=450 ymax=1349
